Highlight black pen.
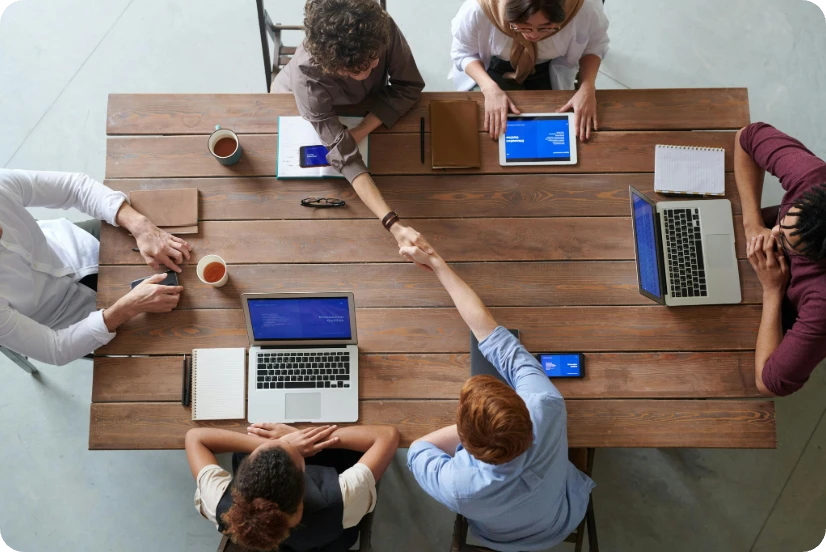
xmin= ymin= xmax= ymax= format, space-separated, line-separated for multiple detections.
xmin=420 ymin=117 xmax=425 ymax=164
xmin=181 ymin=355 xmax=188 ymax=406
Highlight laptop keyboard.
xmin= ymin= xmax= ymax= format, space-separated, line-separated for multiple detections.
xmin=663 ymin=208 xmax=708 ymax=298
xmin=256 ymin=351 xmax=351 ymax=390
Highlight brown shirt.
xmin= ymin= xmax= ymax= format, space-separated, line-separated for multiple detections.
xmin=273 ymin=18 xmax=425 ymax=182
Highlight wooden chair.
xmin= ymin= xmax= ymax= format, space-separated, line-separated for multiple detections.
xmin=216 ymin=481 xmax=381 ymax=552
xmin=450 ymin=448 xmax=598 ymax=552
xmin=255 ymin=0 xmax=387 ymax=92
xmin=1 ymin=346 xmax=38 ymax=374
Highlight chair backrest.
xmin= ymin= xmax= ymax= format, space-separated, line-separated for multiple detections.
xmin=256 ymin=0 xmax=388 ymax=92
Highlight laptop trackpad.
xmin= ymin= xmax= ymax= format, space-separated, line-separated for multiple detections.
xmin=705 ymin=234 xmax=733 ymax=269
xmin=286 ymin=393 xmax=321 ymax=421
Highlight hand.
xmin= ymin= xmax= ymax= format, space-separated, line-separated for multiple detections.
xmin=557 ymin=84 xmax=598 ymax=141
xmin=390 ymin=224 xmax=433 ymax=255
xmin=133 ymin=218 xmax=191 ymax=273
xmin=280 ymin=426 xmax=340 ymax=458
xmin=748 ymin=235 xmax=789 ymax=293
xmin=247 ymin=422 xmax=299 ymax=440
xmin=122 ymin=273 xmax=183 ymax=314
xmin=481 ymin=84 xmax=520 ymax=140
xmin=399 ymin=245 xmax=442 ymax=272
xmin=745 ymin=224 xmax=773 ymax=244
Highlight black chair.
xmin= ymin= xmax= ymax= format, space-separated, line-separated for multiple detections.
xmin=256 ymin=0 xmax=387 ymax=92
xmin=450 ymin=448 xmax=598 ymax=552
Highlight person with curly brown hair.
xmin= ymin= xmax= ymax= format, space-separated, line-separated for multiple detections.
xmin=400 ymin=241 xmax=594 ymax=551
xmin=186 ymin=423 xmax=398 ymax=551
xmin=273 ymin=0 xmax=430 ymax=256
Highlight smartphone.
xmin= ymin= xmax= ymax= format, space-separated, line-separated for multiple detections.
xmin=130 ymin=271 xmax=179 ymax=289
xmin=535 ymin=353 xmax=584 ymax=378
xmin=299 ymin=145 xmax=330 ymax=168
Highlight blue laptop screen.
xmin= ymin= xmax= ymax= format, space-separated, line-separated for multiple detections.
xmin=632 ymin=193 xmax=663 ymax=299
xmin=248 ymin=297 xmax=352 ymax=341
xmin=504 ymin=116 xmax=571 ymax=162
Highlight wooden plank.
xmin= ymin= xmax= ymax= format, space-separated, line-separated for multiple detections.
xmin=103 ymin=173 xmax=743 ymax=220
xmin=95 ymin=305 xmax=761 ymax=355
xmin=88 ymin=399 xmax=776 ymax=449
xmin=106 ymin=89 xmax=750 ymax=135
xmin=91 ymin=351 xmax=762 ymax=402
xmin=92 ymin=356 xmax=186 ymax=402
xmin=98 ymin=216 xmax=749 ymax=265
xmin=105 ymin=131 xmax=736 ymax=179
xmin=96 ymin=260 xmax=763 ymax=310
xmin=99 ymin=217 xmax=636 ymax=265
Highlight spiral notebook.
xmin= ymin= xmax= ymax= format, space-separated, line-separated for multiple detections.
xmin=191 ymin=348 xmax=246 ymax=421
xmin=654 ymin=145 xmax=725 ymax=196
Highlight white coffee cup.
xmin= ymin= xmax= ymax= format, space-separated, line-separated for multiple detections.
xmin=197 ymin=255 xmax=229 ymax=287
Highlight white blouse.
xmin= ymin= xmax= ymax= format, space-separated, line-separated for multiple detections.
xmin=449 ymin=0 xmax=610 ymax=90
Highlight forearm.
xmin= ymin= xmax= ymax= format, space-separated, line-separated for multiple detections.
xmin=465 ymin=60 xmax=498 ymax=93
xmin=102 ymin=296 xmax=137 ymax=332
xmin=115 ymin=203 xmax=152 ymax=235
xmin=577 ymin=55 xmax=601 ymax=88
xmin=412 ymin=425 xmax=460 ymax=456
xmin=351 ymin=172 xmax=394 ymax=220
xmin=431 ymin=258 xmax=498 ymax=341
xmin=185 ymin=428 xmax=268 ymax=478
xmin=331 ymin=425 xmax=399 ymax=480
xmin=754 ymin=291 xmax=784 ymax=396
xmin=350 ymin=113 xmax=383 ymax=143
xmin=734 ymin=128 xmax=766 ymax=231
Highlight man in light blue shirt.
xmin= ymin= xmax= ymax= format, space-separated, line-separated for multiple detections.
xmin=400 ymin=242 xmax=595 ymax=551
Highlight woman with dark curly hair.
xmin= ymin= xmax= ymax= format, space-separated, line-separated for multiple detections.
xmin=273 ymin=0 xmax=430 ymax=258
xmin=186 ymin=423 xmax=399 ymax=551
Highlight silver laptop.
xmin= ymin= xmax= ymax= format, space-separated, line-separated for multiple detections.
xmin=629 ymin=186 xmax=741 ymax=306
xmin=242 ymin=292 xmax=359 ymax=423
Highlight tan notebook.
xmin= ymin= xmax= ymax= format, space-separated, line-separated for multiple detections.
xmin=128 ymin=188 xmax=199 ymax=234
xmin=430 ymin=101 xmax=481 ymax=169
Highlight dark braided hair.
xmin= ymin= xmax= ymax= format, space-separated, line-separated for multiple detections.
xmin=221 ymin=447 xmax=304 ymax=550
xmin=783 ymin=183 xmax=826 ymax=262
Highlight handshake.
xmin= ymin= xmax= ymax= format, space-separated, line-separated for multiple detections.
xmin=395 ymin=229 xmax=444 ymax=273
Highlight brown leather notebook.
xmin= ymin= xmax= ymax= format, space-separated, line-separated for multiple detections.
xmin=430 ymin=100 xmax=481 ymax=169
xmin=128 ymin=188 xmax=199 ymax=234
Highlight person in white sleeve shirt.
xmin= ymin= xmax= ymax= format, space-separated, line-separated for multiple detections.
xmin=0 ymin=169 xmax=191 ymax=366
xmin=450 ymin=0 xmax=609 ymax=141
xmin=185 ymin=423 xmax=399 ymax=551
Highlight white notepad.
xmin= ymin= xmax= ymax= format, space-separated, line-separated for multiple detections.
xmin=654 ymin=145 xmax=725 ymax=196
xmin=276 ymin=116 xmax=369 ymax=179
xmin=191 ymin=348 xmax=246 ymax=421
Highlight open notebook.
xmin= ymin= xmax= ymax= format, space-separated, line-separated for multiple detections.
xmin=191 ymin=348 xmax=246 ymax=421
xmin=276 ymin=116 xmax=369 ymax=179
xmin=654 ymin=145 xmax=725 ymax=196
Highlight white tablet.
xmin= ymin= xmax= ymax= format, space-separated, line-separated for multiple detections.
xmin=498 ymin=113 xmax=578 ymax=166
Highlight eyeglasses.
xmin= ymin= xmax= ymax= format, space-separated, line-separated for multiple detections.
xmin=776 ymin=202 xmax=801 ymax=257
xmin=301 ymin=197 xmax=346 ymax=208
xmin=509 ymin=23 xmax=562 ymax=34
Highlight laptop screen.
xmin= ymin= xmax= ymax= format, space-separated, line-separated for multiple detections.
xmin=247 ymin=296 xmax=352 ymax=341
xmin=631 ymin=190 xmax=663 ymax=299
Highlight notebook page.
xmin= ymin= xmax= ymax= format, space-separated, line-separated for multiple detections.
xmin=192 ymin=348 xmax=246 ymax=421
xmin=276 ymin=116 xmax=369 ymax=178
xmin=654 ymin=145 xmax=725 ymax=196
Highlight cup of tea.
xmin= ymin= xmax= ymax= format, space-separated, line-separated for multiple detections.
xmin=197 ymin=255 xmax=229 ymax=287
xmin=208 ymin=125 xmax=243 ymax=165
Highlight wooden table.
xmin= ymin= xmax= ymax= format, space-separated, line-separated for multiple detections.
xmin=91 ymin=89 xmax=776 ymax=450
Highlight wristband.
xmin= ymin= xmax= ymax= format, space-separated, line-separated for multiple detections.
xmin=381 ymin=211 xmax=399 ymax=231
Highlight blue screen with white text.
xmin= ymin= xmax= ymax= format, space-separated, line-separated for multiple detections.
xmin=248 ymin=297 xmax=351 ymax=341
xmin=632 ymin=193 xmax=662 ymax=298
xmin=540 ymin=354 xmax=582 ymax=377
xmin=504 ymin=116 xmax=571 ymax=162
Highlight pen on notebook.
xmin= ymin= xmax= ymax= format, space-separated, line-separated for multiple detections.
xmin=420 ymin=117 xmax=425 ymax=164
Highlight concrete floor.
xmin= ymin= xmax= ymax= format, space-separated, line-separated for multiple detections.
xmin=1 ymin=0 xmax=826 ymax=550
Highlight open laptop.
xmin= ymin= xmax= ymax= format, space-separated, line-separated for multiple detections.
xmin=242 ymin=292 xmax=359 ymax=423
xmin=629 ymin=186 xmax=741 ymax=306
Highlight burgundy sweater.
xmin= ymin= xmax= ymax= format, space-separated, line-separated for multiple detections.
xmin=740 ymin=123 xmax=826 ymax=396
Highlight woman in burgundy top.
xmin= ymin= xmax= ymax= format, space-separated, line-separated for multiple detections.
xmin=734 ymin=122 xmax=826 ymax=396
